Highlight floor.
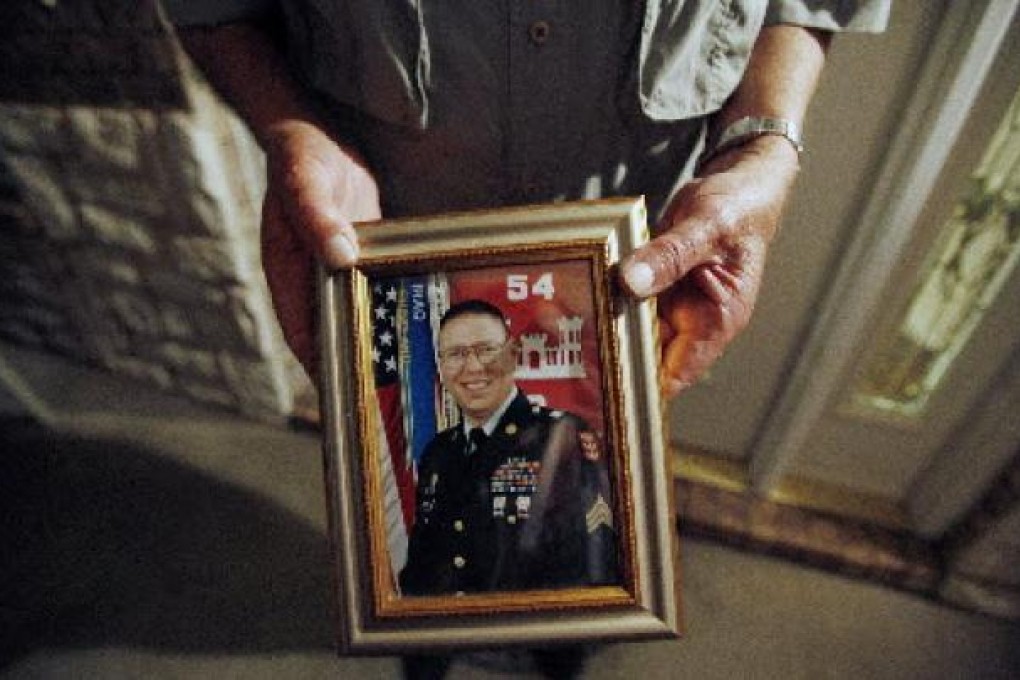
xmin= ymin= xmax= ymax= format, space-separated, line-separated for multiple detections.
xmin=2 ymin=412 xmax=1019 ymax=679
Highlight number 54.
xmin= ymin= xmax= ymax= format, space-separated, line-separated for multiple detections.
xmin=506 ymin=272 xmax=555 ymax=301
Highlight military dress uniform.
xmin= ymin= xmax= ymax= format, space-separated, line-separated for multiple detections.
xmin=399 ymin=391 xmax=617 ymax=596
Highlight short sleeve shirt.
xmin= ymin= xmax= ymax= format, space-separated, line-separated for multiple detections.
xmin=164 ymin=0 xmax=889 ymax=220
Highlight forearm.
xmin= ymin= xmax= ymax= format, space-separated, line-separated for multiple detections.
xmin=177 ymin=20 xmax=380 ymax=371
xmin=695 ymin=24 xmax=832 ymax=235
xmin=177 ymin=22 xmax=324 ymax=148
xmin=715 ymin=24 xmax=831 ymax=134
xmin=624 ymin=25 xmax=834 ymax=394
xmin=702 ymin=24 xmax=831 ymax=188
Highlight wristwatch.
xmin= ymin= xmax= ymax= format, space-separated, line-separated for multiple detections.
xmin=704 ymin=116 xmax=804 ymax=163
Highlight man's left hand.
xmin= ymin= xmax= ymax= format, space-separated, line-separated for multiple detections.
xmin=620 ymin=135 xmax=800 ymax=399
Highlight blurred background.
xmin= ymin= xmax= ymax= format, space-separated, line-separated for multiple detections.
xmin=1 ymin=1 xmax=1019 ymax=676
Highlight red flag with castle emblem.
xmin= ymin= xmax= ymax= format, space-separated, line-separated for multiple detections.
xmin=446 ymin=260 xmax=605 ymax=433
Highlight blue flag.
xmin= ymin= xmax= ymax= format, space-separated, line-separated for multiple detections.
xmin=404 ymin=276 xmax=438 ymax=464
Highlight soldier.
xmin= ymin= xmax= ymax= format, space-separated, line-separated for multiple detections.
xmin=398 ymin=299 xmax=617 ymax=597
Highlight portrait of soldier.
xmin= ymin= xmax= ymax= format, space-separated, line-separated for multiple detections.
xmin=398 ymin=299 xmax=618 ymax=596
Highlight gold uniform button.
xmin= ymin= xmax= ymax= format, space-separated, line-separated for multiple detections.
xmin=507 ymin=515 xmax=517 ymax=525
xmin=529 ymin=20 xmax=550 ymax=45
xmin=453 ymin=520 xmax=465 ymax=532
xmin=453 ymin=555 xmax=466 ymax=569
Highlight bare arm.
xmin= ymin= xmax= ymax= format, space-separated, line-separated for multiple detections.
xmin=178 ymin=23 xmax=381 ymax=374
xmin=620 ymin=25 xmax=831 ymax=397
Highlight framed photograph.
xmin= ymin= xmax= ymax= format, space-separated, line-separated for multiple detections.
xmin=318 ymin=197 xmax=679 ymax=654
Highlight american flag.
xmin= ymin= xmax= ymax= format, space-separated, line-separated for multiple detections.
xmin=372 ymin=280 xmax=415 ymax=572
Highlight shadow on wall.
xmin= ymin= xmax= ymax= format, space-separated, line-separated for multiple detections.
xmin=0 ymin=421 xmax=335 ymax=669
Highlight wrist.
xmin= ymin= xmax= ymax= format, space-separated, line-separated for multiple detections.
xmin=702 ymin=116 xmax=802 ymax=170
xmin=699 ymin=132 xmax=800 ymax=177
xmin=262 ymin=118 xmax=323 ymax=152
xmin=261 ymin=118 xmax=356 ymax=168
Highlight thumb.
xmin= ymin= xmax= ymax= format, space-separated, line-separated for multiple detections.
xmin=277 ymin=161 xmax=361 ymax=270
xmin=619 ymin=209 xmax=721 ymax=299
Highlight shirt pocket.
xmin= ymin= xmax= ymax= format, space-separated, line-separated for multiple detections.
xmin=637 ymin=0 xmax=767 ymax=121
xmin=282 ymin=0 xmax=431 ymax=129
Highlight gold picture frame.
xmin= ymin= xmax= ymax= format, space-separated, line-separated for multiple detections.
xmin=318 ymin=197 xmax=679 ymax=654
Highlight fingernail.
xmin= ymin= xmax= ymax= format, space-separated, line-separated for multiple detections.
xmin=623 ymin=262 xmax=654 ymax=297
xmin=325 ymin=233 xmax=358 ymax=268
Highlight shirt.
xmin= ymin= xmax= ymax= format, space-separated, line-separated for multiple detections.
xmin=463 ymin=386 xmax=519 ymax=436
xmin=164 ymin=0 xmax=890 ymax=219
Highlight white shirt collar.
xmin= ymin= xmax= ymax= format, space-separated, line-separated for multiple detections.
xmin=463 ymin=386 xmax=519 ymax=438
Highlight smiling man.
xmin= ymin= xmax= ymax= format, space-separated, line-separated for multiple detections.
xmin=437 ymin=302 xmax=518 ymax=430
xmin=398 ymin=299 xmax=617 ymax=600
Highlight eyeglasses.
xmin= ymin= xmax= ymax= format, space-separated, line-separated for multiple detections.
xmin=438 ymin=341 xmax=510 ymax=369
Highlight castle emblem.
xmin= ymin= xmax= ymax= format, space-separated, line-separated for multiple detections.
xmin=515 ymin=316 xmax=587 ymax=379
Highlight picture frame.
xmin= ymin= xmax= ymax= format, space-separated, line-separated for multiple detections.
xmin=318 ymin=197 xmax=680 ymax=654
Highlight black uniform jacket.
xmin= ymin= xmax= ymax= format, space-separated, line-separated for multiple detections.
xmin=399 ymin=391 xmax=618 ymax=595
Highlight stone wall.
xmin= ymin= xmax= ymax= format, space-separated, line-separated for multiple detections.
xmin=0 ymin=0 xmax=295 ymax=419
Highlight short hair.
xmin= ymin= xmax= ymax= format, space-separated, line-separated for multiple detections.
xmin=439 ymin=299 xmax=509 ymax=337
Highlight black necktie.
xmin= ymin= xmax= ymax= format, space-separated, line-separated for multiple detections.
xmin=467 ymin=427 xmax=488 ymax=456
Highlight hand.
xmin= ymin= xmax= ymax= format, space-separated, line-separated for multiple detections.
xmin=620 ymin=136 xmax=800 ymax=399
xmin=260 ymin=120 xmax=381 ymax=376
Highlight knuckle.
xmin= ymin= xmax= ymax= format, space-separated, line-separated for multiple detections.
xmin=652 ymin=236 xmax=691 ymax=282
xmin=694 ymin=194 xmax=741 ymax=234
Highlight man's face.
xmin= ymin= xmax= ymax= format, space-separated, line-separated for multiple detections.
xmin=438 ymin=312 xmax=516 ymax=424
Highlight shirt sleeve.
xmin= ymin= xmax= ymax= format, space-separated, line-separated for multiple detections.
xmin=765 ymin=0 xmax=891 ymax=32
xmin=159 ymin=0 xmax=275 ymax=26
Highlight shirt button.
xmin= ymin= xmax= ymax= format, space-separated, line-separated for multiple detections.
xmin=453 ymin=519 xmax=465 ymax=532
xmin=529 ymin=20 xmax=550 ymax=45
xmin=453 ymin=555 xmax=466 ymax=569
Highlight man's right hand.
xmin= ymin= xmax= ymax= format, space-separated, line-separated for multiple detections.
xmin=261 ymin=120 xmax=381 ymax=376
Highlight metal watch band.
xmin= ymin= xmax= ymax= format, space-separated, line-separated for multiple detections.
xmin=705 ymin=116 xmax=804 ymax=163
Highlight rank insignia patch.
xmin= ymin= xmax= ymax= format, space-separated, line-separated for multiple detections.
xmin=585 ymin=494 xmax=613 ymax=534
